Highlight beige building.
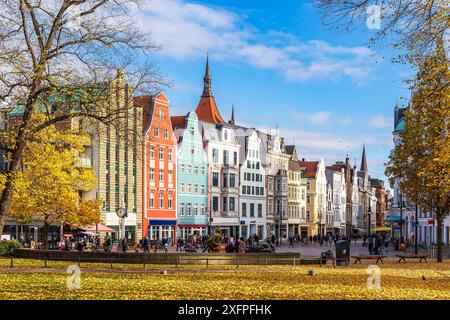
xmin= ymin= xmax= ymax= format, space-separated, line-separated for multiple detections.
xmin=298 ymin=158 xmax=327 ymax=236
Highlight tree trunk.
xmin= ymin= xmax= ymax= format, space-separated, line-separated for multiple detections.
xmin=436 ymin=215 xmax=443 ymax=262
xmin=0 ymin=214 xmax=5 ymax=238
xmin=44 ymin=221 xmax=49 ymax=250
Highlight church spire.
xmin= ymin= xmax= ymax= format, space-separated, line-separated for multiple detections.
xmin=229 ymin=104 xmax=235 ymax=125
xmin=202 ymin=52 xmax=212 ymax=97
xmin=360 ymin=144 xmax=368 ymax=172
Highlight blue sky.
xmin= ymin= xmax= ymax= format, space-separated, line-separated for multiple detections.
xmin=134 ymin=0 xmax=415 ymax=186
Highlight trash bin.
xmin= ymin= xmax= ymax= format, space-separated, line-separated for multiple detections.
xmin=335 ymin=240 xmax=350 ymax=266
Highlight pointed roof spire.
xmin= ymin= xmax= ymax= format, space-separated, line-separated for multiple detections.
xmin=360 ymin=144 xmax=368 ymax=172
xmin=229 ymin=104 xmax=235 ymax=125
xmin=202 ymin=52 xmax=212 ymax=97
xmin=195 ymin=53 xmax=225 ymax=124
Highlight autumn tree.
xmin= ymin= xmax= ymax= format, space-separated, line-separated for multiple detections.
xmin=313 ymin=0 xmax=449 ymax=59
xmin=1 ymin=114 xmax=102 ymax=249
xmin=0 ymin=1 xmax=163 ymax=234
xmin=385 ymin=44 xmax=450 ymax=262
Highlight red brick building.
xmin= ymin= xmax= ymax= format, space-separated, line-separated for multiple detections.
xmin=135 ymin=92 xmax=177 ymax=243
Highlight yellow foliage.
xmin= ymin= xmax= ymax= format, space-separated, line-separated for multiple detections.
xmin=9 ymin=113 xmax=101 ymax=229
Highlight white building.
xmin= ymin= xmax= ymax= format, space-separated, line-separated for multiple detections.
xmin=325 ymin=167 xmax=347 ymax=235
xmin=236 ymin=128 xmax=266 ymax=239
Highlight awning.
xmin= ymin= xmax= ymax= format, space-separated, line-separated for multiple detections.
xmin=372 ymin=227 xmax=392 ymax=232
xmin=81 ymin=224 xmax=116 ymax=232
xmin=385 ymin=216 xmax=401 ymax=221
xmin=149 ymin=219 xmax=177 ymax=226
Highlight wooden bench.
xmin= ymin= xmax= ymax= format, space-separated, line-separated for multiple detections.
xmin=351 ymin=255 xmax=386 ymax=264
xmin=396 ymin=254 xmax=429 ymax=263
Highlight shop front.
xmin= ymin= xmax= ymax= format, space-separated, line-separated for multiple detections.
xmin=148 ymin=219 xmax=177 ymax=245
xmin=178 ymin=224 xmax=208 ymax=239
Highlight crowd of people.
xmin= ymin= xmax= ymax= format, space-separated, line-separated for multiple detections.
xmin=287 ymin=234 xmax=350 ymax=248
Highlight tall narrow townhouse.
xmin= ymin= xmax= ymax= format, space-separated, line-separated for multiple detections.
xmin=297 ymin=159 xmax=327 ymax=236
xmin=171 ymin=112 xmax=209 ymax=238
xmin=135 ymin=92 xmax=177 ymax=244
xmin=325 ymin=166 xmax=347 ymax=235
xmin=236 ymin=128 xmax=266 ymax=239
xmin=195 ymin=55 xmax=240 ymax=238
xmin=262 ymin=133 xmax=290 ymax=242
xmin=285 ymin=145 xmax=307 ymax=238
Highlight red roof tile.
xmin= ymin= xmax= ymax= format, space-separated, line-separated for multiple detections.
xmin=297 ymin=161 xmax=319 ymax=178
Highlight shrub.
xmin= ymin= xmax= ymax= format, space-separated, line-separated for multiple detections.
xmin=0 ymin=240 xmax=23 ymax=257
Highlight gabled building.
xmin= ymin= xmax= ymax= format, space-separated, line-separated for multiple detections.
xmin=194 ymin=56 xmax=240 ymax=238
xmin=137 ymin=92 xmax=177 ymax=244
xmin=171 ymin=112 xmax=209 ymax=239
xmin=236 ymin=128 xmax=266 ymax=238
xmin=325 ymin=166 xmax=346 ymax=235
xmin=297 ymin=158 xmax=327 ymax=236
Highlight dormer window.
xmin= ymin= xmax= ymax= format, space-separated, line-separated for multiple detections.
xmin=159 ymin=110 xmax=164 ymax=119
xmin=190 ymin=126 xmax=195 ymax=136
xmin=224 ymin=130 xmax=228 ymax=141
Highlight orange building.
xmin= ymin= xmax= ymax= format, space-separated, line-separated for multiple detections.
xmin=135 ymin=92 xmax=177 ymax=243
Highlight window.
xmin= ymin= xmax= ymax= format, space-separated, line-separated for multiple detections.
xmin=168 ymin=149 xmax=173 ymax=161
xmin=247 ymin=161 xmax=251 ymax=169
xmin=194 ymin=203 xmax=198 ymax=216
xmin=212 ymin=173 xmax=219 ymax=187
xmin=242 ymin=185 xmax=246 ymax=194
xmin=230 ymin=174 xmax=236 ymax=188
xmin=223 ymin=150 xmax=228 ymax=164
xmin=159 ymin=193 xmax=164 ymax=208
xmin=189 ymin=126 xmax=195 ymax=136
xmin=180 ymin=164 xmax=185 ymax=173
xmin=159 ymin=169 xmax=164 ymax=181
xmin=201 ymin=167 xmax=205 ymax=175
xmin=168 ymin=194 xmax=173 ymax=209
xmin=212 ymin=149 xmax=219 ymax=163
xmin=258 ymin=204 xmax=262 ymax=217
xmin=260 ymin=187 xmax=264 ymax=195
xmin=212 ymin=197 xmax=219 ymax=212
xmin=223 ymin=174 xmax=228 ymax=188
xmin=180 ymin=183 xmax=185 ymax=193
xmin=242 ymin=203 xmax=247 ymax=217
xmin=164 ymin=129 xmax=168 ymax=139
xmin=229 ymin=197 xmax=235 ymax=212
xmin=194 ymin=184 xmax=198 ymax=194
xmin=223 ymin=197 xmax=228 ymax=211
xmin=180 ymin=202 xmax=185 ymax=216
xmin=194 ymin=166 xmax=199 ymax=174
xmin=150 ymin=145 xmax=155 ymax=159
xmin=187 ymin=165 xmax=192 ymax=173
xmin=150 ymin=168 xmax=154 ymax=181
xmin=250 ymin=203 xmax=255 ymax=217
xmin=201 ymin=203 xmax=206 ymax=215
xmin=256 ymin=162 xmax=260 ymax=169
xmin=168 ymin=170 xmax=173 ymax=183
xmin=233 ymin=152 xmax=237 ymax=165
xmin=201 ymin=185 xmax=206 ymax=195
xmin=187 ymin=184 xmax=192 ymax=193
xmin=150 ymin=192 xmax=155 ymax=208
xmin=187 ymin=203 xmax=191 ymax=216
xmin=159 ymin=110 xmax=164 ymax=119
xmin=159 ymin=147 xmax=164 ymax=160
xmin=154 ymin=127 xmax=159 ymax=137
xmin=224 ymin=130 xmax=228 ymax=141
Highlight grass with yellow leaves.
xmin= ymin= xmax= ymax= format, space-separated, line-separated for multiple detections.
xmin=0 ymin=258 xmax=449 ymax=300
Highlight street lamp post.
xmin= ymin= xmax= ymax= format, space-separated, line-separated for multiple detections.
xmin=415 ymin=203 xmax=418 ymax=254
xmin=399 ymin=192 xmax=403 ymax=240
xmin=368 ymin=203 xmax=372 ymax=236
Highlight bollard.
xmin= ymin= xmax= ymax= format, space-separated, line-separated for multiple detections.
xmin=206 ymin=258 xmax=209 ymax=268
xmin=44 ymin=255 xmax=47 ymax=268
xmin=175 ymin=256 xmax=178 ymax=268
xmin=236 ymin=257 xmax=239 ymax=269
xmin=143 ymin=261 xmax=146 ymax=269
xmin=10 ymin=256 xmax=13 ymax=269
xmin=293 ymin=258 xmax=296 ymax=267
xmin=110 ymin=257 xmax=113 ymax=269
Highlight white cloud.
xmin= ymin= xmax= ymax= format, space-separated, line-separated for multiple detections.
xmin=136 ymin=0 xmax=378 ymax=84
xmin=293 ymin=111 xmax=352 ymax=126
xmin=368 ymin=115 xmax=391 ymax=128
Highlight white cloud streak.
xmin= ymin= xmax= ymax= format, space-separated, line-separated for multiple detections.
xmin=136 ymin=0 xmax=378 ymax=84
